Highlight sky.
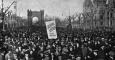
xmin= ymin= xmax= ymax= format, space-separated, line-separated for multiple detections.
xmin=0 ymin=0 xmax=84 ymax=18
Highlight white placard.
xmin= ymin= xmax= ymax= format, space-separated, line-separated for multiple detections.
xmin=45 ymin=20 xmax=57 ymax=39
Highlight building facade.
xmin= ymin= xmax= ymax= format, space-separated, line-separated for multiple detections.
xmin=83 ymin=0 xmax=115 ymax=31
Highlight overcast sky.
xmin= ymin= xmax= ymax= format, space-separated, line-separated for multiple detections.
xmin=0 ymin=0 xmax=84 ymax=18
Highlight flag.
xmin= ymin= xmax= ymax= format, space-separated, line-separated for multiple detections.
xmin=45 ymin=20 xmax=57 ymax=39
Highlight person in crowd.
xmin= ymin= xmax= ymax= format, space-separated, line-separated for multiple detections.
xmin=5 ymin=50 xmax=14 ymax=60
xmin=0 ymin=29 xmax=115 ymax=60
xmin=0 ymin=51 xmax=4 ymax=60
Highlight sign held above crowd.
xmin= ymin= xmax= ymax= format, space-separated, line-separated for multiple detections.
xmin=45 ymin=20 xmax=57 ymax=39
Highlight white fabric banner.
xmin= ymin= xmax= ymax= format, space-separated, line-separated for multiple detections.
xmin=45 ymin=20 xmax=57 ymax=39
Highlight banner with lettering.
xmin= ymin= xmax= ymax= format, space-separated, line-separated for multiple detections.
xmin=45 ymin=20 xmax=57 ymax=39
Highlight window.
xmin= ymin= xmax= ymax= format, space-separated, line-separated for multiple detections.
xmin=100 ymin=21 xmax=103 ymax=25
xmin=110 ymin=13 xmax=112 ymax=18
xmin=113 ymin=0 xmax=115 ymax=8
xmin=100 ymin=15 xmax=103 ymax=19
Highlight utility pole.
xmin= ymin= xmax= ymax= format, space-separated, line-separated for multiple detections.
xmin=91 ymin=8 xmax=94 ymax=30
xmin=108 ymin=0 xmax=113 ymax=31
xmin=13 ymin=0 xmax=17 ymax=30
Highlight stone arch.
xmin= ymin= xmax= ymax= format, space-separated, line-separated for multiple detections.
xmin=27 ymin=9 xmax=44 ymax=26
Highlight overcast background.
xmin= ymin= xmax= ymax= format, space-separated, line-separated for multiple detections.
xmin=0 ymin=0 xmax=84 ymax=18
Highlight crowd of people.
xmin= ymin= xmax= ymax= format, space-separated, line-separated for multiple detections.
xmin=0 ymin=28 xmax=115 ymax=60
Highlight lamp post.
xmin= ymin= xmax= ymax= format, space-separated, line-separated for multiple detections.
xmin=1 ymin=0 xmax=5 ymax=31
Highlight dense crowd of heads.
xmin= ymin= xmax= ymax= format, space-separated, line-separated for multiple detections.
xmin=0 ymin=29 xmax=115 ymax=60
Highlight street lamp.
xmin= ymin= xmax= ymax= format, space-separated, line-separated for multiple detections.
xmin=1 ymin=0 xmax=5 ymax=31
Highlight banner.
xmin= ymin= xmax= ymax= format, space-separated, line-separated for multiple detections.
xmin=45 ymin=20 xmax=57 ymax=39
